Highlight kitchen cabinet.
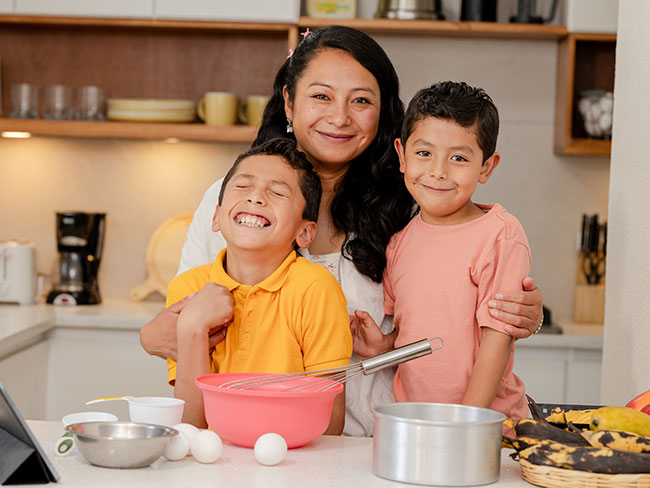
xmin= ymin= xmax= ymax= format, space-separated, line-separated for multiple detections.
xmin=155 ymin=0 xmax=300 ymax=23
xmin=554 ymin=32 xmax=616 ymax=156
xmin=0 ymin=327 xmax=170 ymax=422
xmin=514 ymin=339 xmax=602 ymax=405
xmin=0 ymin=14 xmax=567 ymax=143
xmin=14 ymin=0 xmax=152 ymax=18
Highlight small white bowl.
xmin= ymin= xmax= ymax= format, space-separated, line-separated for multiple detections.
xmin=127 ymin=397 xmax=184 ymax=427
xmin=62 ymin=412 xmax=118 ymax=427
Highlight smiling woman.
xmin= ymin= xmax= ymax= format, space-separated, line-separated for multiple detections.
xmin=140 ymin=25 xmax=544 ymax=437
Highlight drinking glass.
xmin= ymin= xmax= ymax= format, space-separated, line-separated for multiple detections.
xmin=10 ymin=83 xmax=39 ymax=119
xmin=76 ymin=86 xmax=105 ymax=121
xmin=44 ymin=84 xmax=74 ymax=120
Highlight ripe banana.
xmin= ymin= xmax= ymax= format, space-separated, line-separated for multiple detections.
xmin=590 ymin=406 xmax=650 ymax=436
xmin=513 ymin=418 xmax=590 ymax=446
xmin=546 ymin=407 xmax=595 ymax=425
xmin=581 ymin=429 xmax=650 ymax=453
xmin=518 ymin=440 xmax=650 ymax=474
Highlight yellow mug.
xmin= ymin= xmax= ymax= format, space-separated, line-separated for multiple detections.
xmin=238 ymin=95 xmax=270 ymax=127
xmin=197 ymin=92 xmax=238 ymax=126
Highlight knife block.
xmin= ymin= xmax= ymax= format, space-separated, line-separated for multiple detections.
xmin=572 ymin=252 xmax=605 ymax=324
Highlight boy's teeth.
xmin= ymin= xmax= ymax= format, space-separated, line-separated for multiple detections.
xmin=235 ymin=213 xmax=269 ymax=228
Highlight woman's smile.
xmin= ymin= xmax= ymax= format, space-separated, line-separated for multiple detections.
xmin=317 ymin=130 xmax=355 ymax=142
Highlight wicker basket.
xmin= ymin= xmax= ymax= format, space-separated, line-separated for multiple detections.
xmin=520 ymin=459 xmax=650 ymax=488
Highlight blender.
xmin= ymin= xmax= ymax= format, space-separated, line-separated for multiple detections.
xmin=47 ymin=211 xmax=105 ymax=305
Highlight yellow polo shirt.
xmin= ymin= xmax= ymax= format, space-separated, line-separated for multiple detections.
xmin=166 ymin=249 xmax=352 ymax=384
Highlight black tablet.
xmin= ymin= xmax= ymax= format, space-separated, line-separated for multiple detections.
xmin=0 ymin=380 xmax=59 ymax=484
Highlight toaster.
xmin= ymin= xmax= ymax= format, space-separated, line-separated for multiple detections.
xmin=0 ymin=240 xmax=37 ymax=305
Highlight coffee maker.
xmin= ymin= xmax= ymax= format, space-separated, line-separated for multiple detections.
xmin=47 ymin=211 xmax=105 ymax=305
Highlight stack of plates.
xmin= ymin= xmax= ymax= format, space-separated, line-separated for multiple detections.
xmin=107 ymin=98 xmax=196 ymax=123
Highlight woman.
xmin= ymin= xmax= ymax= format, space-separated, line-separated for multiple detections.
xmin=140 ymin=26 xmax=543 ymax=436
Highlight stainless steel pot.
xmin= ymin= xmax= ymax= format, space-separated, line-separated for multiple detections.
xmin=373 ymin=403 xmax=505 ymax=486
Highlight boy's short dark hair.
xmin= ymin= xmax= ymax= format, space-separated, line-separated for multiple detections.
xmin=402 ymin=81 xmax=499 ymax=163
xmin=218 ymin=138 xmax=321 ymax=222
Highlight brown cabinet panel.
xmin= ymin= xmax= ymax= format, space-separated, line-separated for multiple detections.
xmin=555 ymin=33 xmax=616 ymax=156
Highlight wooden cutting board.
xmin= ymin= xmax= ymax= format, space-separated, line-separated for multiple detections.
xmin=129 ymin=213 xmax=193 ymax=301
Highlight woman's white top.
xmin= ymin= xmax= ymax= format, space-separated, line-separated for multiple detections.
xmin=178 ymin=178 xmax=395 ymax=437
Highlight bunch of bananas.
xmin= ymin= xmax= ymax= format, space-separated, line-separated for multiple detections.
xmin=505 ymin=406 xmax=650 ymax=474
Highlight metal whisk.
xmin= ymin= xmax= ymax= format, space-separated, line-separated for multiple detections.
xmin=219 ymin=337 xmax=444 ymax=392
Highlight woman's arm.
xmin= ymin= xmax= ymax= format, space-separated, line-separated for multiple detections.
xmin=461 ymin=328 xmax=512 ymax=408
xmin=489 ymin=277 xmax=543 ymax=339
xmin=140 ymin=295 xmax=227 ymax=361
xmin=140 ymin=297 xmax=188 ymax=360
xmin=324 ymin=389 xmax=346 ymax=435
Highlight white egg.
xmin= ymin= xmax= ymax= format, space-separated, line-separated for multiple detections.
xmin=164 ymin=431 xmax=190 ymax=461
xmin=173 ymin=423 xmax=200 ymax=442
xmin=254 ymin=433 xmax=287 ymax=466
xmin=190 ymin=430 xmax=222 ymax=464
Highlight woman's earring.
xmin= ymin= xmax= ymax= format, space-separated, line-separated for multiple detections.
xmin=286 ymin=119 xmax=293 ymax=133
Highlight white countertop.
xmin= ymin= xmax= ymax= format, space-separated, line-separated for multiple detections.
xmin=26 ymin=420 xmax=531 ymax=488
xmin=0 ymin=300 xmax=163 ymax=359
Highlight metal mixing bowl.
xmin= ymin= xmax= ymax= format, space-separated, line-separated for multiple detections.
xmin=65 ymin=421 xmax=177 ymax=468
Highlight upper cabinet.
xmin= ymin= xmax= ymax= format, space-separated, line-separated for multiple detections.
xmin=554 ymin=33 xmax=616 ymax=156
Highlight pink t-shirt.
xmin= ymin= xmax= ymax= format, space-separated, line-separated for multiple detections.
xmin=384 ymin=203 xmax=530 ymax=419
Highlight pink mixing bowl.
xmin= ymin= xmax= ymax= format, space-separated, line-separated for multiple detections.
xmin=195 ymin=372 xmax=343 ymax=448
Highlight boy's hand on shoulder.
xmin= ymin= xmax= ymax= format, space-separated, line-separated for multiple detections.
xmin=350 ymin=310 xmax=396 ymax=358
xmin=178 ymin=282 xmax=234 ymax=336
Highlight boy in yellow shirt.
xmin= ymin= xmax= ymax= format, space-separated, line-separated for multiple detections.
xmin=166 ymin=138 xmax=352 ymax=431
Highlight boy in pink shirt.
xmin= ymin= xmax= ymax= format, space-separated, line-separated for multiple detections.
xmin=352 ymin=81 xmax=529 ymax=419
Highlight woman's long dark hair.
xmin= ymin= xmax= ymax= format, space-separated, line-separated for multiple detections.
xmin=254 ymin=25 xmax=415 ymax=283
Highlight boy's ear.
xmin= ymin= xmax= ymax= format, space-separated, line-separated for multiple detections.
xmin=282 ymin=85 xmax=293 ymax=123
xmin=394 ymin=138 xmax=406 ymax=174
xmin=211 ymin=205 xmax=221 ymax=232
xmin=295 ymin=221 xmax=317 ymax=249
xmin=478 ymin=152 xmax=500 ymax=184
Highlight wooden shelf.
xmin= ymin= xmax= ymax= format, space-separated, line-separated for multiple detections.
xmin=299 ymin=16 xmax=567 ymax=40
xmin=0 ymin=118 xmax=258 ymax=143
xmin=0 ymin=14 xmax=569 ymax=143
xmin=554 ymin=33 xmax=616 ymax=156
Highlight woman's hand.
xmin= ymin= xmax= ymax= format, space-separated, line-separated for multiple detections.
xmin=350 ymin=310 xmax=397 ymax=357
xmin=139 ymin=286 xmax=232 ymax=361
xmin=489 ymin=277 xmax=543 ymax=339
xmin=140 ymin=295 xmax=191 ymax=360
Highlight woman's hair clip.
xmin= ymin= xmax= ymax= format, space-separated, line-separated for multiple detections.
xmin=288 ymin=28 xmax=311 ymax=59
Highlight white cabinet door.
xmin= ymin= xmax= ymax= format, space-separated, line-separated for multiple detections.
xmin=45 ymin=327 xmax=171 ymax=421
xmin=514 ymin=345 xmax=603 ymax=407
xmin=514 ymin=347 xmax=567 ymax=405
xmin=565 ymin=349 xmax=602 ymax=405
xmin=155 ymin=0 xmax=300 ymax=22
xmin=15 ymin=0 xmax=153 ymax=17
xmin=0 ymin=340 xmax=49 ymax=420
